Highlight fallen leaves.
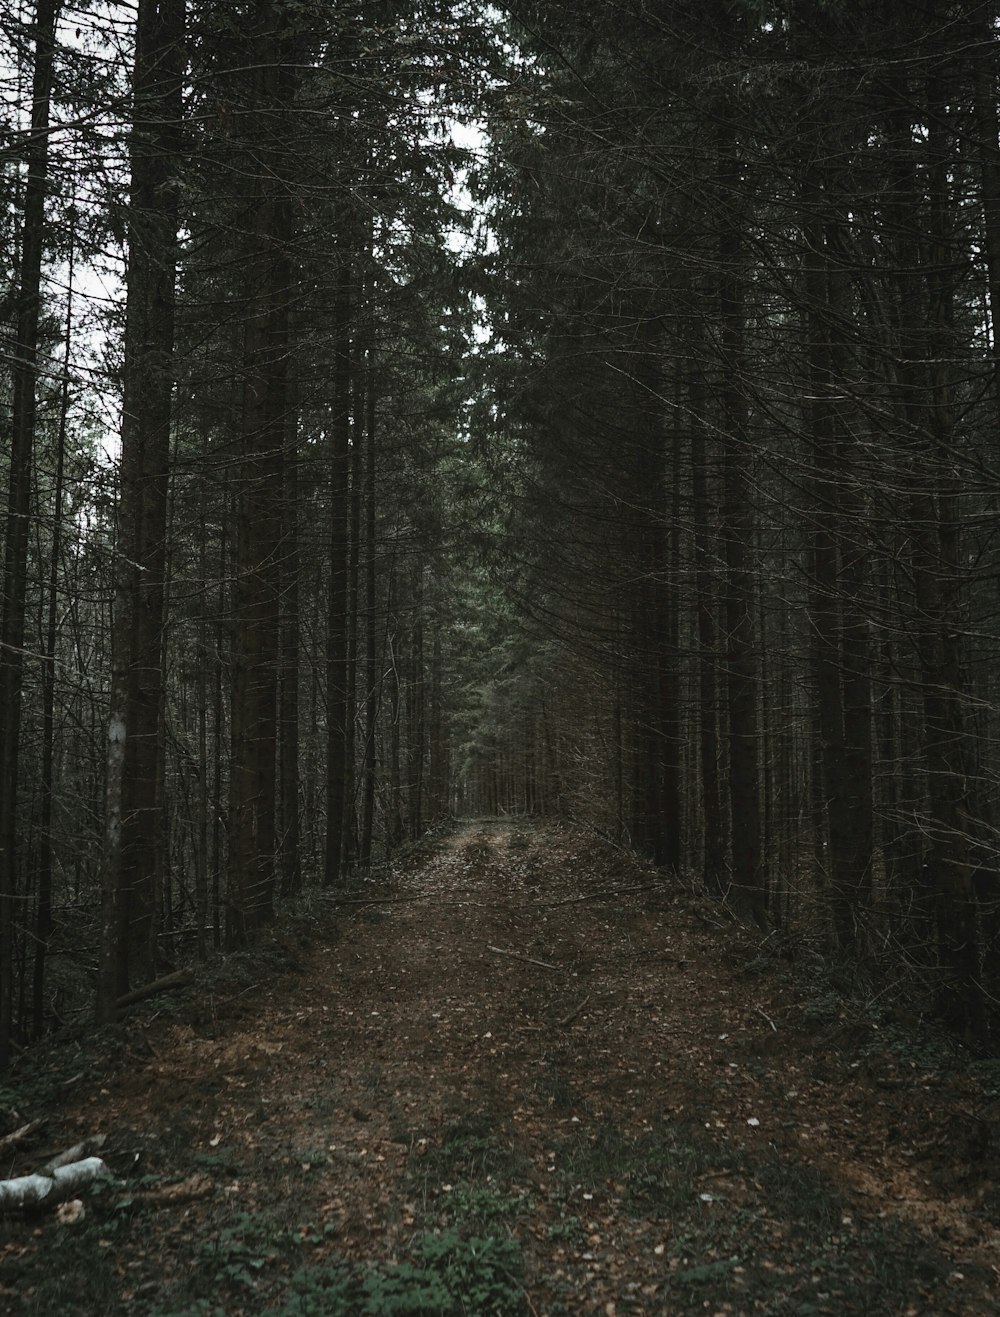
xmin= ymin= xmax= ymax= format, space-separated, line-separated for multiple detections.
xmin=4 ymin=820 xmax=997 ymax=1315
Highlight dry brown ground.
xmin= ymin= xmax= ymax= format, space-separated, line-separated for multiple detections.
xmin=2 ymin=818 xmax=1000 ymax=1314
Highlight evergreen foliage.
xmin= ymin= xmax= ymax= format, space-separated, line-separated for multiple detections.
xmin=2 ymin=0 xmax=1000 ymax=1053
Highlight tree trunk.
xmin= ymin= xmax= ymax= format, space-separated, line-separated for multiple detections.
xmin=972 ymin=3 xmax=1000 ymax=410
xmin=227 ymin=14 xmax=293 ymax=942
xmin=360 ymin=336 xmax=379 ymax=866
xmin=279 ymin=407 xmax=302 ymax=897
xmin=689 ymin=345 xmax=725 ymax=896
xmin=407 ymin=567 xmax=425 ymax=840
xmin=325 ymin=254 xmax=353 ymax=886
xmin=428 ymin=621 xmax=448 ymax=819
xmin=658 ymin=412 xmax=683 ymax=871
xmin=915 ymin=67 xmax=984 ymax=1039
xmin=717 ymin=110 xmax=767 ymax=927
xmin=342 ymin=343 xmax=364 ymax=868
xmin=97 ymin=0 xmax=183 ymax=1018
xmin=0 ymin=0 xmax=59 ymax=1067
xmin=34 ymin=201 xmax=75 ymax=1038
xmin=387 ymin=568 xmax=404 ymax=847
xmin=801 ymin=180 xmax=873 ymax=951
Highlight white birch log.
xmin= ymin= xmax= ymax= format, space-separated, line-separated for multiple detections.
xmin=0 ymin=1157 xmax=111 ymax=1211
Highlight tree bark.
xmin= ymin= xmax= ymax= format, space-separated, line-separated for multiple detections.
xmin=689 ymin=344 xmax=725 ymax=896
xmin=717 ymin=109 xmax=767 ymax=927
xmin=279 ymin=407 xmax=302 ymax=897
xmin=0 ymin=0 xmax=60 ymax=1067
xmin=325 ymin=254 xmax=353 ymax=886
xmin=407 ymin=566 xmax=425 ymax=840
xmin=227 ymin=8 xmax=294 ymax=942
xmin=801 ymin=176 xmax=873 ymax=951
xmin=972 ymin=3 xmax=1000 ymax=409
xmin=98 ymin=0 xmax=184 ymax=1013
xmin=34 ymin=206 xmax=75 ymax=1038
xmin=360 ymin=335 xmax=379 ymax=865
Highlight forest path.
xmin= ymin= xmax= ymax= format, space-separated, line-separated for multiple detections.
xmin=4 ymin=819 xmax=1000 ymax=1314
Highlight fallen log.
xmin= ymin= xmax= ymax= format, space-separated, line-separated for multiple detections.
xmin=0 ymin=1157 xmax=111 ymax=1211
xmin=116 ymin=969 xmax=193 ymax=1011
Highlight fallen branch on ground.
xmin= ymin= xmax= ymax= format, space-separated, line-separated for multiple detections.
xmin=543 ymin=883 xmax=666 ymax=909
xmin=487 ymin=945 xmax=561 ymax=972
xmin=40 ymin=1134 xmax=106 ymax=1176
xmin=755 ymin=1005 xmax=778 ymax=1033
xmin=0 ymin=1157 xmax=112 ymax=1211
xmin=118 ymin=1173 xmax=213 ymax=1209
xmin=116 ymin=969 xmax=193 ymax=1011
xmin=331 ymin=893 xmax=431 ymax=907
xmin=0 ymin=1120 xmax=45 ymax=1156
xmin=329 ymin=887 xmax=486 ymax=908
xmin=557 ymin=993 xmax=592 ymax=1028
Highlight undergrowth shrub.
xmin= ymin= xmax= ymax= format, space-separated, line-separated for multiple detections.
xmin=276 ymin=1227 xmax=524 ymax=1316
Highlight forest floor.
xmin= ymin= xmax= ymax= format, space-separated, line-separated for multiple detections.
xmin=3 ymin=819 xmax=1000 ymax=1315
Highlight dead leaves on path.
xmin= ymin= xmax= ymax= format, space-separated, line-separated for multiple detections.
xmin=3 ymin=819 xmax=1000 ymax=1314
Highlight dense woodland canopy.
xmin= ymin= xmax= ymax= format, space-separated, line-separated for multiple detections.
xmin=3 ymin=0 xmax=1000 ymax=1066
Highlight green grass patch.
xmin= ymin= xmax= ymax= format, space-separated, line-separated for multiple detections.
xmin=441 ymin=1184 xmax=534 ymax=1226
xmin=275 ymin=1228 xmax=525 ymax=1316
xmin=198 ymin=1210 xmax=282 ymax=1287
xmin=544 ymin=1209 xmax=585 ymax=1245
xmin=191 ymin=1147 xmax=244 ymax=1176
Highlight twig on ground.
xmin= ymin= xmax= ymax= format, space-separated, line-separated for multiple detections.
xmin=543 ymin=882 xmax=666 ymax=908
xmin=41 ymin=1134 xmax=106 ymax=1176
xmin=557 ymin=993 xmax=592 ymax=1027
xmin=0 ymin=1120 xmax=45 ymax=1156
xmin=755 ymin=1005 xmax=778 ymax=1033
xmin=117 ymin=969 xmax=193 ymax=1011
xmin=507 ymin=1268 xmax=541 ymax=1317
xmin=332 ymin=893 xmax=430 ymax=907
xmin=334 ymin=894 xmax=488 ymax=909
xmin=487 ymin=945 xmax=561 ymax=972
xmin=119 ymin=1174 xmax=214 ymax=1209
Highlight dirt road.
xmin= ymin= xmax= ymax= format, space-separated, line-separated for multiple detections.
xmin=2 ymin=820 xmax=998 ymax=1313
